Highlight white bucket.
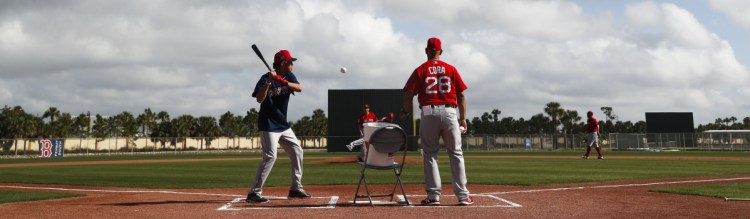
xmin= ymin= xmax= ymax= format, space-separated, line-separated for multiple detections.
xmin=363 ymin=122 xmax=396 ymax=166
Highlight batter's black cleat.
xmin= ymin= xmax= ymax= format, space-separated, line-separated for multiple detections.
xmin=288 ymin=189 xmax=312 ymax=198
xmin=420 ymin=198 xmax=440 ymax=206
xmin=246 ymin=193 xmax=269 ymax=203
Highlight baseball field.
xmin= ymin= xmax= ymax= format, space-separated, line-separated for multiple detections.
xmin=1 ymin=151 xmax=749 ymax=218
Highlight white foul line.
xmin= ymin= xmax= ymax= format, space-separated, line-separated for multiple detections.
xmin=0 ymin=185 xmax=242 ymax=197
xmin=480 ymin=177 xmax=750 ymax=196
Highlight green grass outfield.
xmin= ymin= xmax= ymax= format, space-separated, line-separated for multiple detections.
xmin=0 ymin=151 xmax=749 ymax=189
xmin=0 ymin=190 xmax=85 ymax=204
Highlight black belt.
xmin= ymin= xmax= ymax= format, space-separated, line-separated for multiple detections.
xmin=429 ymin=104 xmax=457 ymax=108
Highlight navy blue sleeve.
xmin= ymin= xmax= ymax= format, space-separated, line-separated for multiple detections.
xmin=251 ymin=75 xmax=270 ymax=98
xmin=286 ymin=73 xmax=299 ymax=84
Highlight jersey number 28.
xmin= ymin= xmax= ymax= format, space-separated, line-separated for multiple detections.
xmin=425 ymin=76 xmax=451 ymax=94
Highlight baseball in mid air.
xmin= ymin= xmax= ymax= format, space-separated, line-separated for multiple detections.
xmin=340 ymin=67 xmax=347 ymax=74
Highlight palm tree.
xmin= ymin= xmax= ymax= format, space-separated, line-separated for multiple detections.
xmin=137 ymin=108 xmax=157 ymax=150
xmin=219 ymin=111 xmax=238 ymax=149
xmin=311 ymin=109 xmax=327 ymax=147
xmin=106 ymin=116 xmax=119 ymax=150
xmin=42 ymin=107 xmax=60 ymax=123
xmin=544 ymin=102 xmax=565 ymax=149
xmin=560 ymin=110 xmax=581 ymax=149
xmin=91 ymin=114 xmax=109 ymax=151
xmin=137 ymin=108 xmax=157 ymax=136
xmin=153 ymin=111 xmax=171 ymax=150
xmin=172 ymin=115 xmax=195 ymax=149
xmin=42 ymin=107 xmax=61 ymax=137
xmin=117 ymin=111 xmax=138 ymax=150
xmin=292 ymin=116 xmax=312 ymax=147
xmin=1 ymin=106 xmax=26 ymax=153
xmin=74 ymin=112 xmax=91 ymax=151
xmin=54 ymin=112 xmax=74 ymax=138
xmin=243 ymin=108 xmax=260 ymax=148
xmin=491 ymin=109 xmax=501 ymax=122
xmin=194 ymin=116 xmax=220 ymax=149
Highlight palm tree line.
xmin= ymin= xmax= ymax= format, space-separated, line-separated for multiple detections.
xmin=1 ymin=105 xmax=327 ymax=151
xmin=467 ymin=102 xmax=645 ymax=136
xmin=3 ymin=103 xmax=749 ymax=150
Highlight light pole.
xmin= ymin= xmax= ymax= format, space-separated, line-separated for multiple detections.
xmin=87 ymin=111 xmax=91 ymax=154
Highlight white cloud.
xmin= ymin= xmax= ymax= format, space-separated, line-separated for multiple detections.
xmin=0 ymin=0 xmax=748 ymax=125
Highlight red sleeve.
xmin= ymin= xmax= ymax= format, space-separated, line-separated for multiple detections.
xmin=403 ymin=68 xmax=421 ymax=94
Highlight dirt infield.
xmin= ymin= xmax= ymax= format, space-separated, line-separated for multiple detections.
xmin=2 ymin=175 xmax=749 ymax=218
xmin=1 ymin=156 xmax=750 ymax=218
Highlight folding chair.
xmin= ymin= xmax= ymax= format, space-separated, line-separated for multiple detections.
xmin=353 ymin=124 xmax=410 ymax=206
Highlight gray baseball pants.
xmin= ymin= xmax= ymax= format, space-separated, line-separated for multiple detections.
xmin=420 ymin=106 xmax=470 ymax=201
xmin=249 ymin=128 xmax=304 ymax=194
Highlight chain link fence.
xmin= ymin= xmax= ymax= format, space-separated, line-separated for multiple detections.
xmin=609 ymin=132 xmax=750 ymax=151
xmin=4 ymin=132 xmax=749 ymax=156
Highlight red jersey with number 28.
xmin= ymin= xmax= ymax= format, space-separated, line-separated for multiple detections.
xmin=403 ymin=60 xmax=467 ymax=107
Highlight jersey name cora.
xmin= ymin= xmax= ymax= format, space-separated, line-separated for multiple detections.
xmin=428 ymin=66 xmax=445 ymax=75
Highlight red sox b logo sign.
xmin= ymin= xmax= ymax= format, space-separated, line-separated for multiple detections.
xmin=39 ymin=139 xmax=65 ymax=158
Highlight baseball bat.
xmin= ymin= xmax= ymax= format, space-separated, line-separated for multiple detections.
xmin=251 ymin=44 xmax=272 ymax=72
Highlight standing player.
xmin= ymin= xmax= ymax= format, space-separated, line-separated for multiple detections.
xmin=401 ymin=37 xmax=473 ymax=206
xmin=352 ymin=104 xmax=378 ymax=161
xmin=358 ymin=104 xmax=378 ymax=136
xmin=246 ymin=50 xmax=311 ymax=203
xmin=582 ymin=111 xmax=604 ymax=160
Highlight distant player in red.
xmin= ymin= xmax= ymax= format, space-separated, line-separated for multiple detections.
xmin=401 ymin=37 xmax=473 ymax=206
xmin=348 ymin=104 xmax=380 ymax=161
xmin=357 ymin=104 xmax=378 ymax=136
xmin=582 ymin=111 xmax=604 ymax=159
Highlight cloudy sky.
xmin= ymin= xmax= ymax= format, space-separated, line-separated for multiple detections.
xmin=2 ymin=0 xmax=749 ymax=125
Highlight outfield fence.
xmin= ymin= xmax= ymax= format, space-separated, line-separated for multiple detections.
xmin=3 ymin=132 xmax=750 ymax=156
xmin=609 ymin=132 xmax=750 ymax=151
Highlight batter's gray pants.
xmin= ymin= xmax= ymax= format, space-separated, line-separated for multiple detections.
xmin=249 ymin=128 xmax=304 ymax=194
xmin=420 ymin=106 xmax=470 ymax=201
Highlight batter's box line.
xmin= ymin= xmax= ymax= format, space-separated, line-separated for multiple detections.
xmin=217 ymin=196 xmax=339 ymax=210
xmin=404 ymin=194 xmax=521 ymax=208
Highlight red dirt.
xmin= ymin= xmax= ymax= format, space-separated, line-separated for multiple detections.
xmin=1 ymin=156 xmax=749 ymax=218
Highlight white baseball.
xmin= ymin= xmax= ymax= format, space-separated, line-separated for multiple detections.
xmin=459 ymin=126 xmax=466 ymax=133
xmin=340 ymin=67 xmax=347 ymax=74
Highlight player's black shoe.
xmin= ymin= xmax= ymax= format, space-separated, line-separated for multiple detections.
xmin=420 ymin=198 xmax=440 ymax=206
xmin=288 ymin=189 xmax=312 ymax=198
xmin=246 ymin=193 xmax=269 ymax=203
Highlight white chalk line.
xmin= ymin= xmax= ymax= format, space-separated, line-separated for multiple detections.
xmin=0 ymin=185 xmax=242 ymax=197
xmin=480 ymin=177 xmax=750 ymax=196
xmin=219 ymin=196 xmax=340 ymax=210
xmin=10 ymin=177 xmax=744 ymax=210
xmin=403 ymin=194 xmax=521 ymax=208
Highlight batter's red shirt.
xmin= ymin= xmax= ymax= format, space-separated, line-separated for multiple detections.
xmin=587 ymin=117 xmax=599 ymax=133
xmin=403 ymin=59 xmax=467 ymax=107
xmin=358 ymin=112 xmax=378 ymax=129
